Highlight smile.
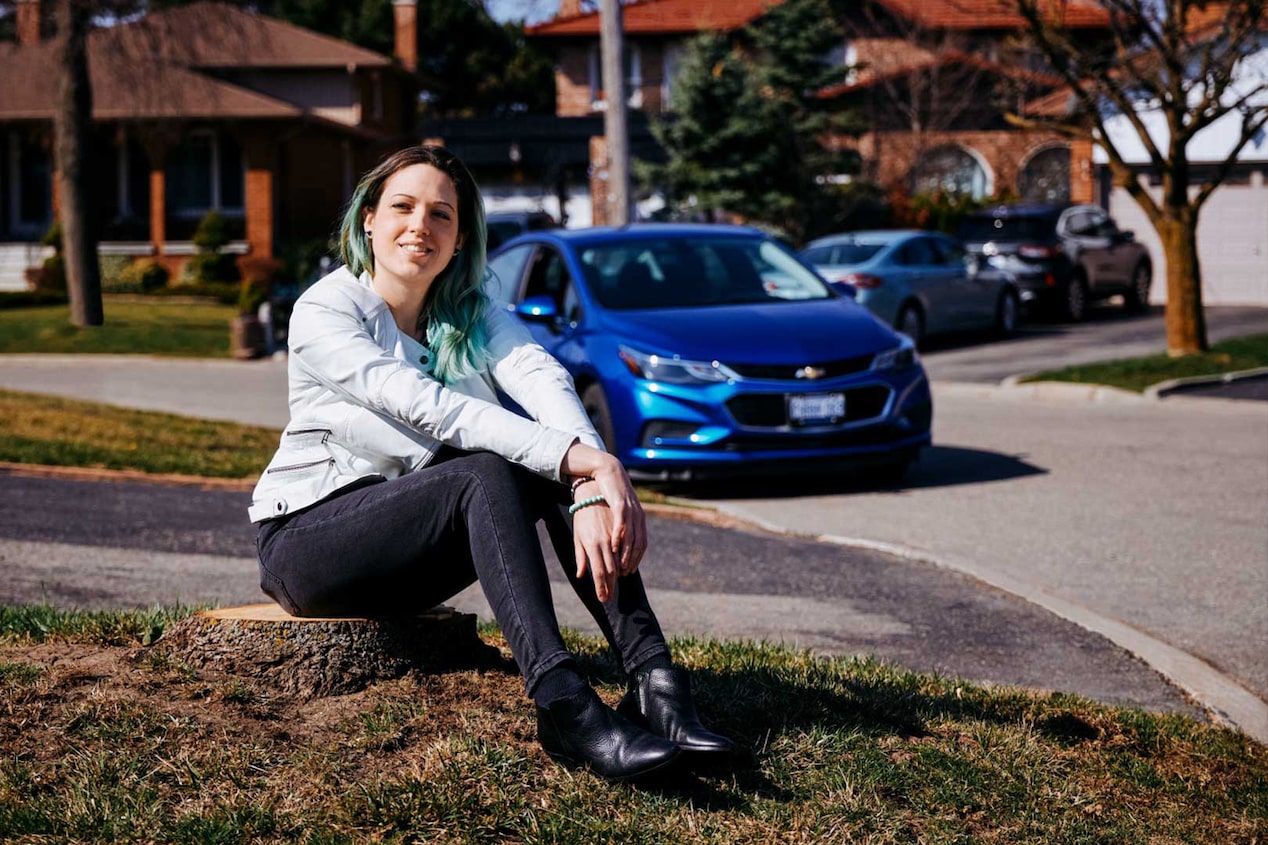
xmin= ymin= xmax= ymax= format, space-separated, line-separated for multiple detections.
xmin=399 ymin=243 xmax=433 ymax=255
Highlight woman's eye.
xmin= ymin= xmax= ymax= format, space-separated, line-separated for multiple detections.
xmin=392 ymin=202 xmax=411 ymax=211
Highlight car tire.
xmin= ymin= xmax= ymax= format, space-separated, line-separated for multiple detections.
xmin=995 ymin=288 xmax=1020 ymax=337
xmin=1063 ymin=273 xmax=1088 ymax=322
xmin=894 ymin=303 xmax=925 ymax=348
xmin=1125 ymin=262 xmax=1152 ymax=312
xmin=581 ymin=383 xmax=617 ymax=455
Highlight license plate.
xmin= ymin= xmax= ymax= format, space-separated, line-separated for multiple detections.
xmin=789 ymin=393 xmax=845 ymax=424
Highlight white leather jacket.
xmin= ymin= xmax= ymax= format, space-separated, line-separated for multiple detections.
xmin=248 ymin=266 xmax=602 ymax=523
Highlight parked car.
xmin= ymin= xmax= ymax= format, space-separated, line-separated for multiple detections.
xmin=799 ymin=230 xmax=1021 ymax=348
xmin=487 ymin=224 xmax=932 ymax=483
xmin=956 ymin=203 xmax=1152 ymax=321
xmin=485 ymin=210 xmax=559 ymax=252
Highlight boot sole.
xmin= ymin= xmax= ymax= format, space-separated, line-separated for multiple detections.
xmin=542 ymin=747 xmax=683 ymax=784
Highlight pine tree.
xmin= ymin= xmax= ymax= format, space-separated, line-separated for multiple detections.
xmin=643 ymin=0 xmax=860 ymax=243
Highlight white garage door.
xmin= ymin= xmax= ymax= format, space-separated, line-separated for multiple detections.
xmin=1109 ymin=168 xmax=1268 ymax=306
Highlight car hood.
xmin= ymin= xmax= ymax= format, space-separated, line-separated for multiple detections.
xmin=595 ymin=299 xmax=899 ymax=363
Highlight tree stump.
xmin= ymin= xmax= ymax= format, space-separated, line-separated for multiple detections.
xmin=163 ymin=603 xmax=500 ymax=698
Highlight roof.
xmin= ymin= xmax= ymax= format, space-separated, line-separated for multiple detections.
xmin=872 ymin=0 xmax=1111 ymax=31
xmin=526 ymin=0 xmax=781 ymax=36
xmin=0 ymin=2 xmax=402 ymax=124
xmin=99 ymin=2 xmax=396 ymax=70
xmin=820 ymin=49 xmax=1062 ymax=98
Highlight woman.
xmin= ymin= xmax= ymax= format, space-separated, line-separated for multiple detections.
xmin=249 ymin=145 xmax=735 ymax=782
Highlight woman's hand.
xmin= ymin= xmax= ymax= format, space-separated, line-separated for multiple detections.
xmin=561 ymin=444 xmax=647 ymax=601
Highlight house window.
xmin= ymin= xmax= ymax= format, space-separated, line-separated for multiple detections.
xmin=7 ymin=130 xmax=52 ymax=237
xmin=1019 ymin=146 xmax=1070 ymax=203
xmin=165 ymin=131 xmax=245 ymax=221
xmin=589 ymin=44 xmax=643 ymax=110
xmin=911 ymin=146 xmax=990 ymax=199
xmin=662 ymin=42 xmax=684 ymax=110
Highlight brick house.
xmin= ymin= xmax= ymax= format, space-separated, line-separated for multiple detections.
xmin=526 ymin=0 xmax=1112 ymax=223
xmin=0 ymin=0 xmax=422 ymax=289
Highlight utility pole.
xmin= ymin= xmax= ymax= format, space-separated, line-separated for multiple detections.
xmin=599 ymin=0 xmax=630 ymax=225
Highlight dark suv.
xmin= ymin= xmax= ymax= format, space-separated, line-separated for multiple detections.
xmin=957 ymin=203 xmax=1152 ymax=321
xmin=485 ymin=210 xmax=559 ymax=252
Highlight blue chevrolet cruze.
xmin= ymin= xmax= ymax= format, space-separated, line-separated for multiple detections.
xmin=487 ymin=224 xmax=932 ymax=483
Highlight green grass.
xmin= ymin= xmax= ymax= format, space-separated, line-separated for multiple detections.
xmin=1023 ymin=333 xmax=1268 ymax=393
xmin=0 ymin=300 xmax=239 ymax=358
xmin=0 ymin=389 xmax=280 ymax=478
xmin=0 ymin=605 xmax=1264 ymax=843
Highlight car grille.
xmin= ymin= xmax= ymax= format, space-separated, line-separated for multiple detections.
xmin=725 ymin=385 xmax=890 ymax=428
xmin=719 ymin=425 xmax=913 ymax=451
xmin=725 ymin=354 xmax=874 ymax=381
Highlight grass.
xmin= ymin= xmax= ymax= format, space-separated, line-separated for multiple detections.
xmin=1023 ymin=333 xmax=1268 ymax=393
xmin=0 ymin=605 xmax=1263 ymax=844
xmin=0 ymin=300 xmax=239 ymax=358
xmin=0 ymin=389 xmax=279 ymax=478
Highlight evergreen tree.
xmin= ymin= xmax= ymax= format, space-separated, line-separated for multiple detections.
xmin=642 ymin=0 xmax=860 ymax=243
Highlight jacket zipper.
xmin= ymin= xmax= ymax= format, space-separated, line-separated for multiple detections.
xmin=284 ymin=428 xmax=331 ymax=443
xmin=267 ymin=457 xmax=335 ymax=474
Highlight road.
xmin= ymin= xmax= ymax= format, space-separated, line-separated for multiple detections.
xmin=0 ymin=304 xmax=1264 ymax=736
xmin=0 ymin=468 xmax=1195 ymax=715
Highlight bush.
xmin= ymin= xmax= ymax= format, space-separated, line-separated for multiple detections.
xmin=36 ymin=254 xmax=66 ymax=294
xmin=41 ymin=219 xmax=62 ymax=250
xmin=118 ymin=259 xmax=170 ymax=292
xmin=0 ymin=290 xmax=69 ymax=309
xmin=237 ymin=278 xmax=271 ymax=315
xmin=182 ymin=251 xmax=239 ymax=285
xmin=191 ymin=211 xmax=232 ymax=252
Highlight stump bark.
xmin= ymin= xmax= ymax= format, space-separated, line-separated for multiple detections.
xmin=163 ymin=603 xmax=497 ymax=698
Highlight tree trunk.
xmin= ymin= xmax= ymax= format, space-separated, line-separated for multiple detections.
xmin=52 ymin=0 xmax=103 ymax=328
xmin=1158 ymin=208 xmax=1208 ymax=356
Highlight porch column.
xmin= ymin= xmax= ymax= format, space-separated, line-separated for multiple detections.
xmin=243 ymin=137 xmax=274 ymax=258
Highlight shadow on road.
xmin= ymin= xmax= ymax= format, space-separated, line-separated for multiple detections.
xmin=660 ymin=445 xmax=1046 ymax=501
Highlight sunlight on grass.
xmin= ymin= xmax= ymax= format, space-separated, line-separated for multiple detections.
xmin=0 ymin=301 xmax=238 ymax=358
xmin=1023 ymin=333 xmax=1268 ymax=392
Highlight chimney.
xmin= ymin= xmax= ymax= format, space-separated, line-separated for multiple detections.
xmin=393 ymin=0 xmax=418 ymax=73
xmin=558 ymin=0 xmax=584 ymax=17
xmin=16 ymin=0 xmax=41 ymax=46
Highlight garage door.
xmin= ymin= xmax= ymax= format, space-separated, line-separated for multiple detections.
xmin=1109 ymin=167 xmax=1268 ymax=306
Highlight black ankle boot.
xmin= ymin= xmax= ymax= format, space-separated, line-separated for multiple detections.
xmin=617 ymin=667 xmax=738 ymax=763
xmin=536 ymin=686 xmax=682 ymax=782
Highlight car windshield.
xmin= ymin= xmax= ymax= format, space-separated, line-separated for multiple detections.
xmin=958 ymin=215 xmax=1057 ymax=242
xmin=577 ymin=236 xmax=832 ymax=310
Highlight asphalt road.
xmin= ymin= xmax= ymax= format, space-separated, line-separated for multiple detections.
xmin=0 ymin=467 xmax=1196 ymax=715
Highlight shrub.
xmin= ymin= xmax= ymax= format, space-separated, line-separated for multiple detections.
xmin=41 ymin=219 xmax=63 ymax=250
xmin=192 ymin=211 xmax=232 ymax=253
xmin=118 ymin=259 xmax=170 ymax=292
xmin=36 ymin=254 xmax=66 ymax=294
xmin=183 ymin=251 xmax=239 ymax=285
xmin=237 ymin=278 xmax=271 ymax=315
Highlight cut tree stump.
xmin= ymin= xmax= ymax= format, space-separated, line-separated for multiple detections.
xmin=163 ymin=603 xmax=498 ymax=698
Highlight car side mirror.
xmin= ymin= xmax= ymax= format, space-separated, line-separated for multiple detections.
xmin=515 ymin=295 xmax=560 ymax=324
xmin=1115 ymin=230 xmax=1135 ymax=243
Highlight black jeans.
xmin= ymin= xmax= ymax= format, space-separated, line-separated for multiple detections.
xmin=255 ymin=449 xmax=670 ymax=694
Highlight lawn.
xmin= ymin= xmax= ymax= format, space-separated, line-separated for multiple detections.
xmin=0 ymin=300 xmax=239 ymax=358
xmin=1023 ymin=333 xmax=1268 ymax=393
xmin=0 ymin=389 xmax=279 ymax=478
xmin=0 ymin=605 xmax=1263 ymax=843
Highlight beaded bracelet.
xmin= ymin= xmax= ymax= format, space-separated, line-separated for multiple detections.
xmin=568 ymin=494 xmax=607 ymax=515
xmin=569 ymin=476 xmax=595 ymax=497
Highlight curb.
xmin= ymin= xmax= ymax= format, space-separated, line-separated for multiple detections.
xmin=1144 ymin=366 xmax=1268 ymax=399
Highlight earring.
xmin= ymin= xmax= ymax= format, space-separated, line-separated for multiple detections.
xmin=454 ymin=247 xmax=462 ymax=254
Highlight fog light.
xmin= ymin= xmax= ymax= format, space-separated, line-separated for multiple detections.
xmin=640 ymin=421 xmax=701 ymax=448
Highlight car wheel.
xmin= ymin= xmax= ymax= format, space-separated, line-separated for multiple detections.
xmin=581 ymin=383 xmax=617 ymax=455
xmin=1064 ymin=273 xmax=1088 ymax=322
xmin=1125 ymin=262 xmax=1152 ymax=312
xmin=895 ymin=303 xmax=925 ymax=348
xmin=995 ymin=288 xmax=1020 ymax=337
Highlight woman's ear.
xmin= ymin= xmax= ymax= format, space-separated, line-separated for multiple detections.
xmin=362 ymin=209 xmax=375 ymax=235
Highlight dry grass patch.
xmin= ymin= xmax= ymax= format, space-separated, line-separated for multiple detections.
xmin=0 ymin=608 xmax=1263 ymax=843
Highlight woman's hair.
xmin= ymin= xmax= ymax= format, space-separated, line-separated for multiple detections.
xmin=338 ymin=145 xmax=490 ymax=385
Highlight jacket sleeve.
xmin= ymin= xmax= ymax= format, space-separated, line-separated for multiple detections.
xmin=483 ymin=305 xmax=605 ymax=451
xmin=287 ymin=288 xmax=578 ymax=480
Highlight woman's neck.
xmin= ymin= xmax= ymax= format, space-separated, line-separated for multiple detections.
xmin=371 ymin=274 xmax=431 ymax=341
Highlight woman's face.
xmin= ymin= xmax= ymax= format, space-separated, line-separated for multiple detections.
xmin=363 ymin=163 xmax=464 ymax=291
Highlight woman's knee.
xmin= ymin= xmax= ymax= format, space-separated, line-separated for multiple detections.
xmin=450 ymin=451 xmax=529 ymax=500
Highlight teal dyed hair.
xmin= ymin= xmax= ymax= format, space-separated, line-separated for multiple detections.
xmin=338 ymin=145 xmax=491 ymax=385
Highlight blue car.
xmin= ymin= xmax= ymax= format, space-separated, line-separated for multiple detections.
xmin=487 ymin=224 xmax=932 ymax=483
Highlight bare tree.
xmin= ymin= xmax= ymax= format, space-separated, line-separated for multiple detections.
xmin=52 ymin=0 xmax=102 ymax=327
xmin=1007 ymin=0 xmax=1267 ymax=355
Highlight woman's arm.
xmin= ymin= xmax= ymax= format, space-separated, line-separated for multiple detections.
xmin=288 ymin=291 xmax=576 ymax=479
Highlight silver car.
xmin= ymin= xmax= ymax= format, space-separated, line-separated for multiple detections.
xmin=800 ymin=230 xmax=1021 ymax=347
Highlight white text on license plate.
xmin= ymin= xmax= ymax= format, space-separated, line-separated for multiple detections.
xmin=789 ymin=393 xmax=845 ymax=423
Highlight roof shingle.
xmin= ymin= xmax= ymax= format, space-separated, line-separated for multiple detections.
xmin=527 ymin=0 xmax=783 ymax=36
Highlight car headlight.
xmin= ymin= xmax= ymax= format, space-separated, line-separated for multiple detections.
xmin=872 ymin=335 xmax=918 ymax=371
xmin=618 ymin=345 xmax=739 ymax=385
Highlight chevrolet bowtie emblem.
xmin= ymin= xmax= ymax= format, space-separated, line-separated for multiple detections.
xmin=795 ymin=366 xmax=826 ymax=380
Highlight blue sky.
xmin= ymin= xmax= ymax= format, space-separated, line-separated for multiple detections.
xmin=484 ymin=0 xmax=560 ymax=25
